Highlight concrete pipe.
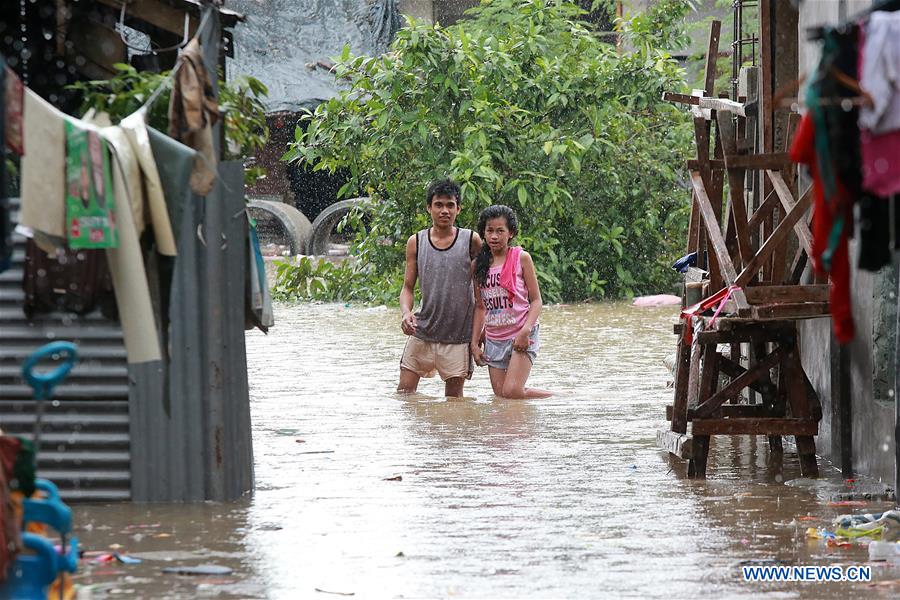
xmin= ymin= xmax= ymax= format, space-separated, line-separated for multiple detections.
xmin=307 ymin=197 xmax=369 ymax=257
xmin=247 ymin=199 xmax=313 ymax=256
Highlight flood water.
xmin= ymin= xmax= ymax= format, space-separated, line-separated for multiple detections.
xmin=72 ymin=302 xmax=900 ymax=598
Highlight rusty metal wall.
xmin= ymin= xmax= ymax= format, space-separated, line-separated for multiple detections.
xmin=129 ymin=161 xmax=254 ymax=502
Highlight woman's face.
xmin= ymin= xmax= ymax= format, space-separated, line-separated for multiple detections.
xmin=483 ymin=216 xmax=514 ymax=251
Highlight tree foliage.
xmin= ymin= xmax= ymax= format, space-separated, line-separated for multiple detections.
xmin=284 ymin=0 xmax=694 ymax=302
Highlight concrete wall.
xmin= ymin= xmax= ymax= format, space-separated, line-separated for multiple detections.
xmin=797 ymin=0 xmax=897 ymax=482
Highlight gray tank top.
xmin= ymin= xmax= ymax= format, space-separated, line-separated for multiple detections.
xmin=415 ymin=227 xmax=474 ymax=344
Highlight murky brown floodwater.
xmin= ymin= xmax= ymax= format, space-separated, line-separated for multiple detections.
xmin=71 ymin=302 xmax=900 ymax=598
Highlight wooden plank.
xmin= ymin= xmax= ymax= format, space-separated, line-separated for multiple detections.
xmin=663 ymin=92 xmax=701 ymax=106
xmin=699 ymin=97 xmax=746 ymax=117
xmin=687 ymin=159 xmax=725 ymax=171
xmin=703 ymin=20 xmax=722 ymax=96
xmin=752 ymin=302 xmax=830 ymax=320
xmin=656 ymin=430 xmax=693 ymax=459
xmin=698 ymin=342 xmax=721 ymax=408
xmin=97 ymin=0 xmax=200 ymax=36
xmin=716 ymin=111 xmax=753 ymax=269
xmin=694 ymin=348 xmax=784 ymax=418
xmin=743 ymin=284 xmax=829 ymax=304
xmin=716 ymin=356 xmax=777 ymax=397
xmin=688 ymin=435 xmax=710 ymax=478
xmin=691 ymin=418 xmax=818 ymax=436
xmin=747 ymin=189 xmax=779 ymax=231
xmin=735 ymin=184 xmax=812 ymax=287
xmin=724 ymin=153 xmax=791 ymax=170
xmin=666 ymin=403 xmax=767 ymax=421
xmin=689 ymin=171 xmax=751 ymax=313
xmin=671 ymin=338 xmax=692 ymax=434
xmin=767 ymin=171 xmax=814 ymax=255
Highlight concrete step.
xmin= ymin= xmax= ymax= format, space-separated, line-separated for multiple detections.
xmin=15 ymin=431 xmax=131 ymax=450
xmin=0 ymin=268 xmax=23 ymax=283
xmin=39 ymin=450 xmax=130 ymax=468
xmin=0 ymin=400 xmax=129 ymax=413
xmin=0 ymin=412 xmax=129 ymax=431
xmin=0 ymin=345 xmax=127 ymax=361
xmin=0 ymin=324 xmax=123 ymax=343
xmin=38 ymin=469 xmax=130 ymax=485
xmin=60 ymin=488 xmax=131 ymax=502
xmin=0 ymin=364 xmax=129 ymax=380
xmin=0 ymin=384 xmax=129 ymax=400
xmin=0 ymin=307 xmax=111 ymax=322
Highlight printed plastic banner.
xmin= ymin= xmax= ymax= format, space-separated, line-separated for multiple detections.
xmin=65 ymin=121 xmax=118 ymax=249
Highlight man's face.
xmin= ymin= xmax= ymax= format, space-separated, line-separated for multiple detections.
xmin=426 ymin=194 xmax=461 ymax=227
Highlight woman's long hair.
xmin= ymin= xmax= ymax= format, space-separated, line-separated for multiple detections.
xmin=474 ymin=204 xmax=519 ymax=286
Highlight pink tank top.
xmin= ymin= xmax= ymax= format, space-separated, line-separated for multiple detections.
xmin=479 ymin=255 xmax=530 ymax=341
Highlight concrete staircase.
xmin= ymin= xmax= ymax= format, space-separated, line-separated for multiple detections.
xmin=0 ymin=199 xmax=131 ymax=501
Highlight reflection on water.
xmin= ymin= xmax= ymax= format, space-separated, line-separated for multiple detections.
xmin=71 ymin=303 xmax=900 ymax=598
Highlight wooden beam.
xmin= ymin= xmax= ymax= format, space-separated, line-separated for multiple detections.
xmin=752 ymin=302 xmax=830 ymax=320
xmin=694 ymin=348 xmax=784 ymax=418
xmin=716 ymin=356 xmax=778 ymax=396
xmin=743 ymin=284 xmax=829 ymax=304
xmin=716 ymin=111 xmax=754 ymax=269
xmin=657 ymin=429 xmax=693 ymax=459
xmin=735 ymin=184 xmax=812 ymax=287
xmin=96 ymin=0 xmax=200 ymax=36
xmin=747 ymin=189 xmax=779 ymax=231
xmin=767 ymin=171 xmax=814 ymax=255
xmin=691 ymin=418 xmax=818 ymax=436
xmin=703 ymin=20 xmax=722 ymax=96
xmin=687 ymin=159 xmax=725 ymax=171
xmin=666 ymin=403 xmax=767 ymax=421
xmin=688 ymin=171 xmax=751 ymax=313
xmin=724 ymin=153 xmax=791 ymax=170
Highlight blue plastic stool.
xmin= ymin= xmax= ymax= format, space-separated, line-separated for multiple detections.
xmin=0 ymin=343 xmax=80 ymax=600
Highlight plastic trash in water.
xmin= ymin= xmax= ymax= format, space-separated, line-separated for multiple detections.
xmin=869 ymin=541 xmax=900 ymax=562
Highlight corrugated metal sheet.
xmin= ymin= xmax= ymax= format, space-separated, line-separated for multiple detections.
xmin=128 ymin=161 xmax=254 ymax=502
xmin=0 ymin=199 xmax=132 ymax=502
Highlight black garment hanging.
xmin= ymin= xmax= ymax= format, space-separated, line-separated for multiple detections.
xmin=0 ymin=54 xmax=10 ymax=274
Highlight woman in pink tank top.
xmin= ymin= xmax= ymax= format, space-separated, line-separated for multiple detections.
xmin=471 ymin=205 xmax=552 ymax=399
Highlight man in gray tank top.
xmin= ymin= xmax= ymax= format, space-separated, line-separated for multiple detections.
xmin=398 ymin=179 xmax=482 ymax=397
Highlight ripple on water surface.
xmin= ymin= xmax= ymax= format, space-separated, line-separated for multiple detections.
xmin=72 ymin=302 xmax=899 ymax=598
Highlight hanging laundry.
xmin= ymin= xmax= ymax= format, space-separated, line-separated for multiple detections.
xmin=4 ymin=63 xmax=24 ymax=155
xmin=790 ymin=113 xmax=855 ymax=344
xmin=64 ymin=121 xmax=118 ymax=249
xmin=121 ymin=110 xmax=177 ymax=256
xmin=168 ymin=38 xmax=219 ymax=196
xmin=858 ymin=12 xmax=900 ymax=135
xmin=19 ymin=88 xmax=66 ymax=247
xmin=856 ymin=195 xmax=893 ymax=271
xmin=246 ymin=220 xmax=274 ymax=333
xmin=100 ymin=124 xmax=162 ymax=364
xmin=0 ymin=56 xmax=10 ymax=274
xmin=23 ymin=239 xmax=116 ymax=318
xmin=146 ymin=125 xmax=197 ymax=242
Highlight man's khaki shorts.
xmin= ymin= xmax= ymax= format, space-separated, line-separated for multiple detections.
xmin=400 ymin=336 xmax=473 ymax=381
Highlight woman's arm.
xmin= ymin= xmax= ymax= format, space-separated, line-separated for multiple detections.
xmin=471 ymin=274 xmax=487 ymax=364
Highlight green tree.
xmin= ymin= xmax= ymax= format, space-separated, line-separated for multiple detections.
xmin=284 ymin=0 xmax=693 ymax=302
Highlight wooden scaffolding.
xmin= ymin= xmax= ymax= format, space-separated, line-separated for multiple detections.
xmin=656 ymin=15 xmax=826 ymax=478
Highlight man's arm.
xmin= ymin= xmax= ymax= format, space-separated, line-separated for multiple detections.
xmin=399 ymin=234 xmax=418 ymax=335
xmin=470 ymin=231 xmax=483 ymax=259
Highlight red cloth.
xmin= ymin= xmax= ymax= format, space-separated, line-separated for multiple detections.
xmin=499 ymin=245 xmax=522 ymax=305
xmin=789 ymin=113 xmax=855 ymax=344
xmin=4 ymin=66 xmax=23 ymax=155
